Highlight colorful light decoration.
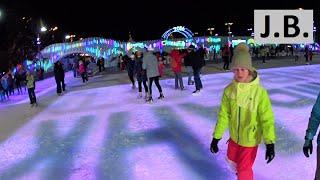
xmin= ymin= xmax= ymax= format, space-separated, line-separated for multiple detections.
xmin=41 ymin=34 xmax=268 ymax=66
xmin=207 ymin=37 xmax=221 ymax=43
xmin=162 ymin=26 xmax=194 ymax=40
xmin=161 ymin=40 xmax=185 ymax=48
xmin=232 ymin=39 xmax=247 ymax=47
xmin=41 ymin=37 xmax=126 ymax=62
xmin=247 ymin=38 xmax=256 ymax=46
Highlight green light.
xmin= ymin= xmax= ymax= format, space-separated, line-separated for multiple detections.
xmin=207 ymin=37 xmax=221 ymax=43
xmin=247 ymin=38 xmax=256 ymax=46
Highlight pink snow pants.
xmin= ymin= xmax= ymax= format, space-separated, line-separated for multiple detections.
xmin=227 ymin=139 xmax=258 ymax=180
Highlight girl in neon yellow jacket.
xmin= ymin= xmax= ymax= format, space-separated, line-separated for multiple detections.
xmin=210 ymin=43 xmax=276 ymax=180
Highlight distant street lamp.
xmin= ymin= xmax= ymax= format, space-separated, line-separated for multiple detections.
xmin=51 ymin=26 xmax=58 ymax=31
xmin=207 ymin=27 xmax=215 ymax=35
xmin=41 ymin=26 xmax=47 ymax=32
xmin=247 ymin=28 xmax=253 ymax=36
xmin=65 ymin=34 xmax=76 ymax=42
xmin=225 ymin=22 xmax=233 ymax=36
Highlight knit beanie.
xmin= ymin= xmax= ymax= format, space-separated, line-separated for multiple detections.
xmin=231 ymin=43 xmax=253 ymax=72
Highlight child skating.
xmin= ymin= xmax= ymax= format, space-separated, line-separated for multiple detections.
xmin=210 ymin=43 xmax=276 ymax=180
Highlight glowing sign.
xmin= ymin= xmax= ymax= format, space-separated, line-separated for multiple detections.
xmin=162 ymin=26 xmax=194 ymax=40
xmin=126 ymin=42 xmax=146 ymax=51
xmin=161 ymin=40 xmax=185 ymax=47
xmin=232 ymin=39 xmax=246 ymax=47
xmin=207 ymin=37 xmax=221 ymax=43
xmin=173 ymin=26 xmax=185 ymax=31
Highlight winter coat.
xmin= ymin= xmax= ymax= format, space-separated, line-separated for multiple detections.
xmin=1 ymin=77 xmax=8 ymax=90
xmin=78 ymin=64 xmax=86 ymax=74
xmin=7 ymin=74 xmax=14 ymax=86
xmin=213 ymin=71 xmax=276 ymax=147
xmin=304 ymin=92 xmax=320 ymax=145
xmin=170 ymin=50 xmax=184 ymax=73
xmin=54 ymin=63 xmax=65 ymax=81
xmin=135 ymin=57 xmax=147 ymax=82
xmin=26 ymin=74 xmax=35 ymax=89
xmin=191 ymin=50 xmax=205 ymax=69
xmin=222 ymin=46 xmax=231 ymax=57
xmin=143 ymin=52 xmax=160 ymax=78
xmin=126 ymin=59 xmax=135 ymax=76
xmin=184 ymin=51 xmax=195 ymax=67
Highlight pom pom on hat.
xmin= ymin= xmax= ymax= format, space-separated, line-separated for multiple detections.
xmin=231 ymin=43 xmax=253 ymax=71
xmin=234 ymin=43 xmax=249 ymax=53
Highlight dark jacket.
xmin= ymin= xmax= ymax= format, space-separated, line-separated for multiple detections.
xmin=126 ymin=58 xmax=135 ymax=76
xmin=135 ymin=56 xmax=147 ymax=82
xmin=54 ymin=62 xmax=65 ymax=81
xmin=191 ymin=49 xmax=205 ymax=69
xmin=184 ymin=51 xmax=196 ymax=67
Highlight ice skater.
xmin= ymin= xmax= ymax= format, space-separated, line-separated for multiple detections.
xmin=169 ymin=49 xmax=185 ymax=90
xmin=303 ymin=91 xmax=320 ymax=179
xmin=135 ymin=50 xmax=148 ymax=99
xmin=54 ymin=60 xmax=66 ymax=95
xmin=210 ymin=43 xmax=276 ymax=180
xmin=143 ymin=47 xmax=164 ymax=103
xmin=26 ymin=71 xmax=37 ymax=107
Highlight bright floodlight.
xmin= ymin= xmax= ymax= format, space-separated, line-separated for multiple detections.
xmin=65 ymin=35 xmax=71 ymax=39
xmin=41 ymin=26 xmax=47 ymax=32
xmin=52 ymin=26 xmax=58 ymax=31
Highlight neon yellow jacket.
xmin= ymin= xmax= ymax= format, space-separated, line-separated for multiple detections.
xmin=213 ymin=72 xmax=276 ymax=147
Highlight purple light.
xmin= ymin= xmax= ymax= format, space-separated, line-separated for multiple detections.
xmin=1 ymin=65 xmax=320 ymax=179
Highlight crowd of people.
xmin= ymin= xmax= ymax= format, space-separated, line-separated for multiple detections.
xmin=116 ymin=44 xmax=206 ymax=103
xmin=0 ymin=66 xmax=27 ymax=102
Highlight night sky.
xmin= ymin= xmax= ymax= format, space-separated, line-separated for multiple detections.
xmin=1 ymin=0 xmax=319 ymax=41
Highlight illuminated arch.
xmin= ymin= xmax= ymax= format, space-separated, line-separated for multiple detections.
xmin=40 ymin=37 xmax=126 ymax=63
xmin=162 ymin=26 xmax=194 ymax=40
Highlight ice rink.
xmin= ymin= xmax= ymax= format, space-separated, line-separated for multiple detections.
xmin=0 ymin=65 xmax=320 ymax=180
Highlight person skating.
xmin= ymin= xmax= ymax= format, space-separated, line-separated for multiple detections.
xmin=0 ymin=75 xmax=6 ymax=101
xmin=134 ymin=50 xmax=148 ymax=99
xmin=210 ymin=43 xmax=276 ymax=180
xmin=14 ymin=70 xmax=23 ymax=94
xmin=222 ymin=44 xmax=231 ymax=70
xmin=54 ymin=60 xmax=66 ymax=95
xmin=143 ymin=47 xmax=164 ymax=103
xmin=169 ymin=49 xmax=185 ymax=90
xmin=184 ymin=45 xmax=195 ymax=85
xmin=124 ymin=53 xmax=136 ymax=89
xmin=26 ymin=71 xmax=37 ymax=107
xmin=303 ymin=91 xmax=320 ymax=179
xmin=97 ymin=57 xmax=105 ymax=72
xmin=191 ymin=46 xmax=205 ymax=96
xmin=1 ymin=74 xmax=9 ymax=99
xmin=78 ymin=60 xmax=88 ymax=83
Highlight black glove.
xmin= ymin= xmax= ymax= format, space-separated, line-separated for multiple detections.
xmin=265 ymin=144 xmax=275 ymax=164
xmin=303 ymin=139 xmax=313 ymax=158
xmin=210 ymin=138 xmax=220 ymax=154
